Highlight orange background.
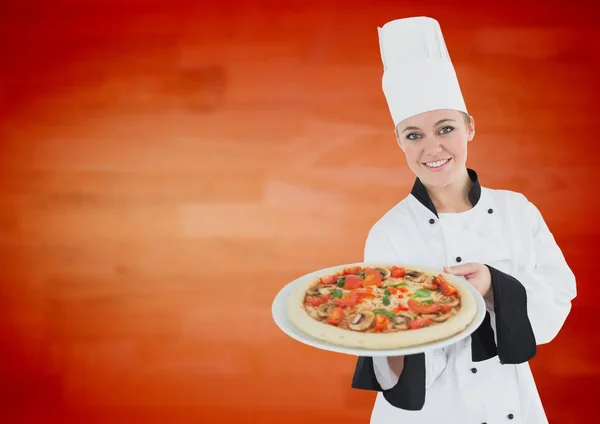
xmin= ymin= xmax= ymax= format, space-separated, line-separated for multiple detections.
xmin=1 ymin=1 xmax=599 ymax=423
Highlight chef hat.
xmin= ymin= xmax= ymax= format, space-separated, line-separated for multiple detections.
xmin=377 ymin=16 xmax=468 ymax=128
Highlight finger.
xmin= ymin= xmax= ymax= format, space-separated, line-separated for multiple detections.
xmin=444 ymin=263 xmax=479 ymax=276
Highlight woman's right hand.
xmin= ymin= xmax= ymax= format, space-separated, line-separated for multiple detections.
xmin=372 ymin=356 xmax=405 ymax=390
xmin=387 ymin=356 xmax=405 ymax=376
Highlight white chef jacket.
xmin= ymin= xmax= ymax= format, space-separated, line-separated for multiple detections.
xmin=351 ymin=169 xmax=577 ymax=424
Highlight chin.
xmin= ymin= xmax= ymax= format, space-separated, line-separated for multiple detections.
xmin=424 ymin=175 xmax=454 ymax=188
xmin=414 ymin=163 xmax=458 ymax=187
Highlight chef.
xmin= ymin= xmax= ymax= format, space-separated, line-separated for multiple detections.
xmin=350 ymin=16 xmax=577 ymax=424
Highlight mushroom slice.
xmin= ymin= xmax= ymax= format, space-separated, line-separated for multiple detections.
xmin=437 ymin=296 xmax=460 ymax=307
xmin=306 ymin=286 xmax=321 ymax=296
xmin=348 ymin=311 xmax=375 ymax=331
xmin=397 ymin=311 xmax=418 ymax=321
xmin=317 ymin=303 xmax=337 ymax=318
xmin=431 ymin=291 xmax=444 ymax=301
xmin=431 ymin=313 xmax=451 ymax=322
xmin=392 ymin=315 xmax=409 ymax=330
xmin=404 ymin=270 xmax=422 ymax=279
xmin=375 ymin=267 xmax=391 ymax=280
xmin=404 ymin=270 xmax=427 ymax=283
xmin=306 ymin=307 xmax=320 ymax=320
xmin=318 ymin=287 xmax=332 ymax=296
xmin=306 ymin=285 xmax=332 ymax=297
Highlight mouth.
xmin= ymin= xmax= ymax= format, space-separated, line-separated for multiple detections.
xmin=423 ymin=158 xmax=452 ymax=170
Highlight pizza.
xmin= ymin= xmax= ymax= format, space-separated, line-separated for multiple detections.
xmin=287 ymin=263 xmax=477 ymax=349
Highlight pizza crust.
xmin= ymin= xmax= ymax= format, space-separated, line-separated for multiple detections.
xmin=287 ymin=263 xmax=478 ymax=350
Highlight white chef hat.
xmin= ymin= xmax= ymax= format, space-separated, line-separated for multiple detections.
xmin=378 ymin=16 xmax=468 ymax=128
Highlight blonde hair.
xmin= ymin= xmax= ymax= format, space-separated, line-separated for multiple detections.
xmin=461 ymin=111 xmax=472 ymax=125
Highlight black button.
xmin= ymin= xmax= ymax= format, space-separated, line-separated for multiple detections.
xmin=429 ymin=218 xmax=435 ymax=224
xmin=508 ymin=414 xmax=514 ymax=419
xmin=471 ymin=367 xmax=477 ymax=373
xmin=456 ymin=256 xmax=462 ymax=263
xmin=482 ymin=422 xmax=487 ymax=424
xmin=488 ymin=208 xmax=493 ymax=214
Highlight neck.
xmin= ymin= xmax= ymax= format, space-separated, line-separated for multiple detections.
xmin=422 ymin=168 xmax=473 ymax=213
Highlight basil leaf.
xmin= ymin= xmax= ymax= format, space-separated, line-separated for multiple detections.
xmin=358 ymin=271 xmax=366 ymax=278
xmin=389 ymin=282 xmax=407 ymax=288
xmin=336 ymin=276 xmax=345 ymax=287
xmin=332 ymin=289 xmax=343 ymax=298
xmin=420 ymin=299 xmax=433 ymax=304
xmin=412 ymin=289 xmax=432 ymax=298
xmin=372 ymin=309 xmax=395 ymax=319
xmin=383 ymin=296 xmax=390 ymax=306
xmin=384 ymin=289 xmax=391 ymax=296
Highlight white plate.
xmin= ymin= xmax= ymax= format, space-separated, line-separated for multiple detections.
xmin=272 ymin=263 xmax=487 ymax=357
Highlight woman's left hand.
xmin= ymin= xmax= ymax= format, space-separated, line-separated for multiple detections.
xmin=443 ymin=262 xmax=492 ymax=300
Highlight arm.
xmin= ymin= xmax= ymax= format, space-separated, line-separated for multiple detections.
xmin=484 ymin=198 xmax=577 ymax=364
xmin=350 ymin=225 xmax=448 ymax=410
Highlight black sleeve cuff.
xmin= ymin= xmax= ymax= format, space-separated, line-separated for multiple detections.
xmin=486 ymin=265 xmax=537 ymax=364
xmin=470 ymin=311 xmax=498 ymax=362
xmin=351 ymin=354 xmax=426 ymax=411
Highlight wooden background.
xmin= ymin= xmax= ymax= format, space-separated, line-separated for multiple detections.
xmin=1 ymin=0 xmax=599 ymax=422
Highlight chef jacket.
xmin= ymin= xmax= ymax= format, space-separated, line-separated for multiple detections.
xmin=351 ymin=169 xmax=577 ymax=424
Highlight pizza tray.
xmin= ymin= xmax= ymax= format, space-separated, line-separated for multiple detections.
xmin=271 ymin=262 xmax=487 ymax=357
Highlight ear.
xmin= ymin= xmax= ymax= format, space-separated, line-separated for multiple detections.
xmin=466 ymin=115 xmax=475 ymax=142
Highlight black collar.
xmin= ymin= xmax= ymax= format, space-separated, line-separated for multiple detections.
xmin=410 ymin=168 xmax=482 ymax=217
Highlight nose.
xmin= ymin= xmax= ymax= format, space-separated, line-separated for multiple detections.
xmin=422 ymin=137 xmax=443 ymax=155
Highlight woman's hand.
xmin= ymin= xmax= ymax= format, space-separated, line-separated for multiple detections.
xmin=443 ymin=262 xmax=493 ymax=300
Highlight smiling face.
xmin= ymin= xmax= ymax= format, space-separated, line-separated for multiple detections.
xmin=395 ymin=109 xmax=475 ymax=188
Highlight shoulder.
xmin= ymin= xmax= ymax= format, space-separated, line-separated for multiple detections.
xmin=482 ymin=186 xmax=529 ymax=205
xmin=366 ymin=195 xmax=416 ymax=238
xmin=482 ymin=186 xmax=537 ymax=212
xmin=482 ymin=186 xmax=545 ymax=227
xmin=362 ymin=196 xmax=416 ymax=261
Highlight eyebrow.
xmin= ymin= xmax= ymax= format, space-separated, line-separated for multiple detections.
xmin=401 ymin=118 xmax=456 ymax=133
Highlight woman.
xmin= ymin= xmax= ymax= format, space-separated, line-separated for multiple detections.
xmin=351 ymin=17 xmax=577 ymax=424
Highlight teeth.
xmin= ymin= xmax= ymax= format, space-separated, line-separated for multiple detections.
xmin=425 ymin=159 xmax=449 ymax=168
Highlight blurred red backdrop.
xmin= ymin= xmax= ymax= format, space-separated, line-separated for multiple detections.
xmin=1 ymin=0 xmax=599 ymax=423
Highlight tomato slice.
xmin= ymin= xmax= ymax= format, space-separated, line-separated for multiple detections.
xmin=440 ymin=304 xmax=452 ymax=313
xmin=343 ymin=266 xmax=362 ymax=275
xmin=375 ymin=314 xmax=390 ymax=331
xmin=320 ymin=274 xmax=338 ymax=285
xmin=391 ymin=266 xmax=406 ymax=278
xmin=407 ymin=298 xmax=441 ymax=314
xmin=343 ymin=274 xmax=364 ymax=290
xmin=363 ymin=268 xmax=382 ymax=286
xmin=306 ymin=294 xmax=330 ymax=306
xmin=355 ymin=291 xmax=375 ymax=299
xmin=408 ymin=318 xmax=432 ymax=329
xmin=392 ymin=305 xmax=409 ymax=313
xmin=327 ymin=307 xmax=344 ymax=325
xmin=333 ymin=292 xmax=360 ymax=307
xmin=438 ymin=275 xmax=458 ymax=296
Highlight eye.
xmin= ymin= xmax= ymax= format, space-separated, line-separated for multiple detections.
xmin=439 ymin=126 xmax=454 ymax=135
xmin=406 ymin=132 xmax=422 ymax=141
